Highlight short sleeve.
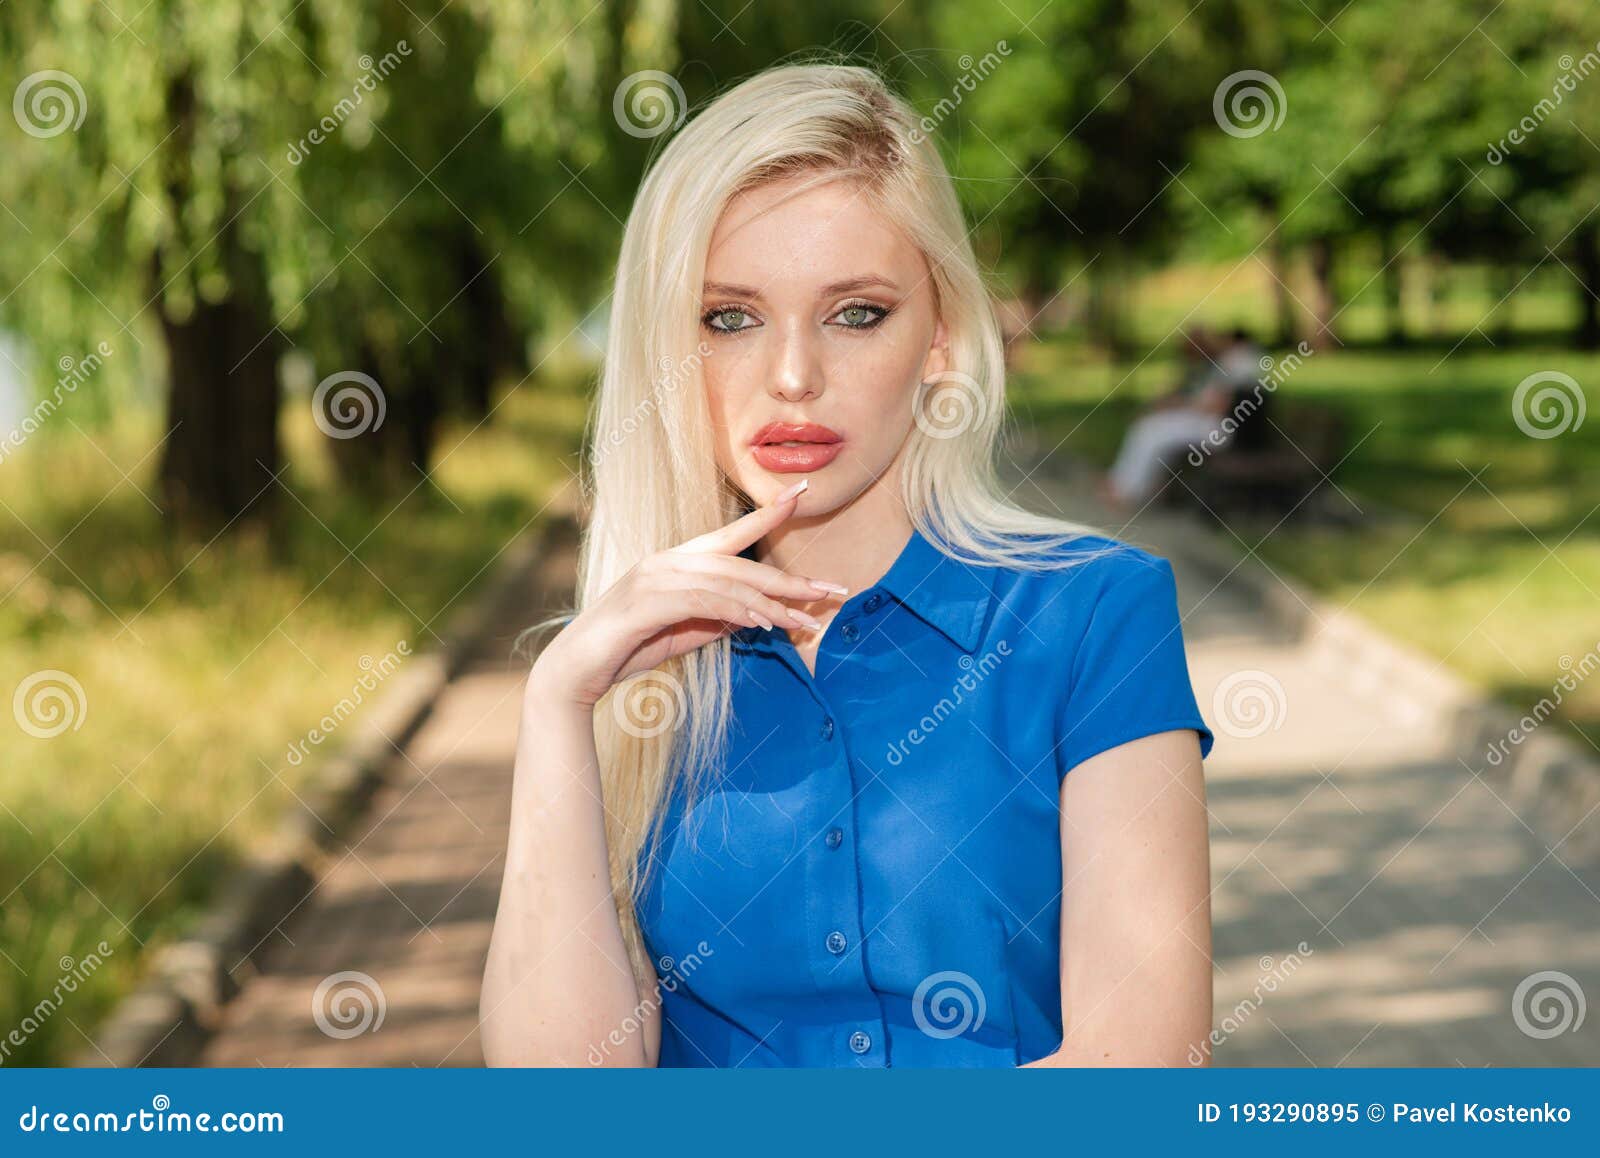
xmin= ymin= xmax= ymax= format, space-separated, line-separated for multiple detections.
xmin=1054 ymin=554 xmax=1214 ymax=780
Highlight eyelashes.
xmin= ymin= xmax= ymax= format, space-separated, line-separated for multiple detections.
xmin=699 ymin=301 xmax=895 ymax=335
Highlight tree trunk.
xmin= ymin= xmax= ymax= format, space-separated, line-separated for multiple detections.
xmin=1381 ymin=227 xmax=1406 ymax=346
xmin=1263 ymin=199 xmax=1297 ymax=347
xmin=155 ymin=289 xmax=282 ymax=536
xmin=153 ymin=68 xmax=282 ymax=537
xmin=1574 ymin=222 xmax=1600 ymax=350
xmin=1307 ymin=236 xmax=1340 ymax=350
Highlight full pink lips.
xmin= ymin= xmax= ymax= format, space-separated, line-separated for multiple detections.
xmin=749 ymin=422 xmax=844 ymax=474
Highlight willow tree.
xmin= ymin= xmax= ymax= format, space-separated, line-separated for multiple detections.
xmin=0 ymin=0 xmax=675 ymax=531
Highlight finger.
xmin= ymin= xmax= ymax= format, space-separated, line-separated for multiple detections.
xmin=666 ymin=552 xmax=848 ymax=601
xmin=672 ymin=479 xmax=808 ymax=557
xmin=641 ymin=583 xmax=814 ymax=634
xmin=653 ymin=572 xmax=821 ymax=631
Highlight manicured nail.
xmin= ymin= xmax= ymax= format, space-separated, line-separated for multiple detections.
xmin=750 ymin=608 xmax=774 ymax=630
xmin=789 ymin=607 xmax=822 ymax=629
xmin=808 ymin=580 xmax=849 ymax=595
xmin=772 ymin=479 xmax=808 ymax=505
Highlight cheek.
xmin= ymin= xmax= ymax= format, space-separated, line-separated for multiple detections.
xmin=824 ymin=339 xmax=923 ymax=429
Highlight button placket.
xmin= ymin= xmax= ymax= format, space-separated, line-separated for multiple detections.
xmin=796 ymin=646 xmax=882 ymax=1063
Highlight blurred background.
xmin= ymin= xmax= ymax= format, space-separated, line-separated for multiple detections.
xmin=2 ymin=0 xmax=1599 ymax=1067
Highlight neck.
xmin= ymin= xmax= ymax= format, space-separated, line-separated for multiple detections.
xmin=754 ymin=476 xmax=914 ymax=600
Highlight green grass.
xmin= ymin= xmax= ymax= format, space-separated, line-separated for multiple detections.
xmin=0 ymin=369 xmax=587 ymax=1065
xmin=1009 ymin=328 xmax=1600 ymax=758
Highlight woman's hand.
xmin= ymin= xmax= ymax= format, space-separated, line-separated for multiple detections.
xmin=533 ymin=479 xmax=847 ymax=708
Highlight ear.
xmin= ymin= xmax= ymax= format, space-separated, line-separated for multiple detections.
xmin=919 ymin=317 xmax=951 ymax=383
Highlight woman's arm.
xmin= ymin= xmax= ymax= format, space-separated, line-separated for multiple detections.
xmin=478 ymin=481 xmax=841 ymax=1066
xmin=478 ymin=663 xmax=662 ymax=1067
xmin=1022 ymin=728 xmax=1213 ymax=1067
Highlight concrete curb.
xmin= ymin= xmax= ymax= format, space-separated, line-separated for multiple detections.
xmin=1015 ymin=441 xmax=1600 ymax=865
xmin=76 ymin=488 xmax=580 ymax=1067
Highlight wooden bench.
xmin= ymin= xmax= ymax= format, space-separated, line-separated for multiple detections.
xmin=1159 ymin=399 xmax=1346 ymax=521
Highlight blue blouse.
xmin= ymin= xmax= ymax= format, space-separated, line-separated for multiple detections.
xmin=635 ymin=526 xmax=1215 ymax=1067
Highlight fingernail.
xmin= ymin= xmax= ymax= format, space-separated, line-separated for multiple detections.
xmin=789 ymin=607 xmax=822 ymax=629
xmin=772 ymin=479 xmax=808 ymax=505
xmin=808 ymin=580 xmax=849 ymax=595
xmin=751 ymin=609 xmax=774 ymax=630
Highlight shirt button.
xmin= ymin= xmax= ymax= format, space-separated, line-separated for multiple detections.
xmin=825 ymin=930 xmax=848 ymax=955
xmin=863 ymin=593 xmax=884 ymax=613
xmin=840 ymin=623 xmax=860 ymax=643
xmin=818 ymin=717 xmax=834 ymax=741
xmin=849 ymin=1030 xmax=872 ymax=1054
xmin=824 ymin=826 xmax=844 ymax=850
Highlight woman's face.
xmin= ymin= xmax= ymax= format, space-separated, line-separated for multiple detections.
xmin=698 ymin=174 xmax=949 ymax=514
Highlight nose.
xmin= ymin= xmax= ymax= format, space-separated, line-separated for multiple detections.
xmin=769 ymin=316 xmax=822 ymax=403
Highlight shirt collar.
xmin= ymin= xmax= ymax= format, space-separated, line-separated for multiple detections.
xmin=732 ymin=525 xmax=995 ymax=654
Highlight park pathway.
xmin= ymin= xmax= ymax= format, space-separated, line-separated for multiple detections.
xmin=197 ymin=459 xmax=1600 ymax=1067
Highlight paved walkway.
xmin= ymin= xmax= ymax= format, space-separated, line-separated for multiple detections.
xmin=199 ymin=463 xmax=1600 ymax=1067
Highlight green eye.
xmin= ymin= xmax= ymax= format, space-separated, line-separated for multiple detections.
xmin=710 ymin=308 xmax=750 ymax=331
xmin=839 ymin=306 xmax=875 ymax=327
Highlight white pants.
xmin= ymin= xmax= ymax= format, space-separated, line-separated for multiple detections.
xmin=1108 ymin=408 xmax=1228 ymax=504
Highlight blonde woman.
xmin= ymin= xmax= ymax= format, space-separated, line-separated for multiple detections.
xmin=480 ymin=62 xmax=1215 ymax=1068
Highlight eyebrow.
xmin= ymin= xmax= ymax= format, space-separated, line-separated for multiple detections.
xmin=701 ymin=275 xmax=901 ymax=300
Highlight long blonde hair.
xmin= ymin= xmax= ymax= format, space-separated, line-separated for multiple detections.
xmin=527 ymin=61 xmax=1109 ymax=994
